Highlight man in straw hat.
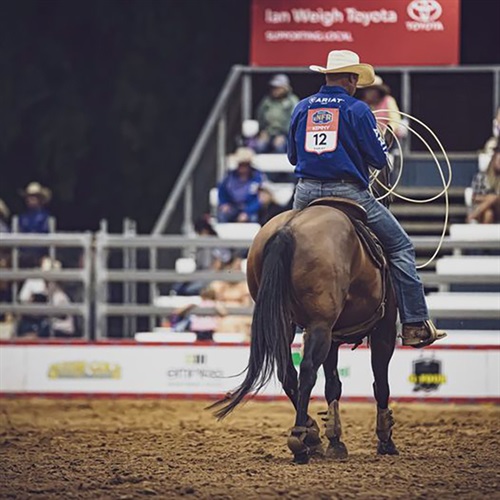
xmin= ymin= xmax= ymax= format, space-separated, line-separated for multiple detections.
xmin=19 ymin=182 xmax=51 ymax=234
xmin=217 ymin=147 xmax=264 ymax=223
xmin=288 ymin=50 xmax=446 ymax=348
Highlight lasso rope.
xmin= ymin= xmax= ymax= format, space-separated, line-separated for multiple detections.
xmin=370 ymin=110 xmax=453 ymax=269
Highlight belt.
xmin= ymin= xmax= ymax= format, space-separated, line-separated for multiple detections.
xmin=298 ymin=178 xmax=360 ymax=185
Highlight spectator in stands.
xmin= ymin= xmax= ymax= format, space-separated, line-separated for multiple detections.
xmin=194 ymin=215 xmax=231 ymax=270
xmin=184 ymin=286 xmax=227 ymax=341
xmin=255 ymin=74 xmax=299 ymax=154
xmin=17 ymin=255 xmax=50 ymax=337
xmin=258 ymin=186 xmax=285 ymax=225
xmin=171 ymin=216 xmax=231 ymax=296
xmin=211 ymin=256 xmax=252 ymax=340
xmin=468 ymin=147 xmax=500 ymax=224
xmin=217 ymin=148 xmax=264 ymax=223
xmin=0 ymin=199 xmax=10 ymax=233
xmin=18 ymin=182 xmax=51 ymax=233
xmin=358 ymin=76 xmax=406 ymax=140
xmin=17 ymin=257 xmax=76 ymax=338
xmin=46 ymin=282 xmax=76 ymax=338
xmin=483 ymin=107 xmax=500 ymax=154
xmin=18 ymin=182 xmax=52 ymax=264
xmin=236 ymin=119 xmax=260 ymax=151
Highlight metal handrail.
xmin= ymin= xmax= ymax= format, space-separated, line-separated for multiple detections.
xmin=243 ymin=65 xmax=500 ymax=73
xmin=0 ymin=304 xmax=87 ymax=315
xmin=0 ymin=233 xmax=92 ymax=247
xmin=152 ymin=65 xmax=245 ymax=235
xmin=99 ymin=235 xmax=252 ymax=249
xmin=0 ymin=270 xmax=86 ymax=281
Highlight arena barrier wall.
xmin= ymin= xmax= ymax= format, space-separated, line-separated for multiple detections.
xmin=1 ymin=342 xmax=498 ymax=403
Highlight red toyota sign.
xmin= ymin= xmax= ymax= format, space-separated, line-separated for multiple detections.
xmin=250 ymin=0 xmax=460 ymax=66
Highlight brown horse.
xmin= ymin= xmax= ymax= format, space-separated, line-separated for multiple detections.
xmin=210 ymin=202 xmax=399 ymax=464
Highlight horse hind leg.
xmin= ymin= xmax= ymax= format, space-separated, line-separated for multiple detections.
xmin=322 ymin=342 xmax=348 ymax=459
xmin=370 ymin=311 xmax=399 ymax=456
xmin=279 ymin=327 xmax=323 ymax=458
xmin=287 ymin=321 xmax=331 ymax=464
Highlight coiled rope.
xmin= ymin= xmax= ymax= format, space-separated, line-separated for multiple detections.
xmin=370 ymin=110 xmax=453 ymax=269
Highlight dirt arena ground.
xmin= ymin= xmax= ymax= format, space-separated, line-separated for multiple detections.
xmin=0 ymin=398 xmax=499 ymax=499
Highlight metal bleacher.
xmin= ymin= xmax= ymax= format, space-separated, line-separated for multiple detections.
xmin=141 ymin=65 xmax=500 ymax=343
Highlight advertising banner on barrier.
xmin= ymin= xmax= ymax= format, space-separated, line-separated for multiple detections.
xmin=1 ymin=343 xmax=499 ymax=402
xmin=250 ymin=0 xmax=460 ymax=67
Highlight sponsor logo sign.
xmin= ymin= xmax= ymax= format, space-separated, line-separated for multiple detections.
xmin=166 ymin=353 xmax=225 ymax=385
xmin=408 ymin=357 xmax=446 ymax=392
xmin=250 ymin=0 xmax=459 ymax=66
xmin=48 ymin=361 xmax=121 ymax=380
xmin=406 ymin=0 xmax=444 ymax=31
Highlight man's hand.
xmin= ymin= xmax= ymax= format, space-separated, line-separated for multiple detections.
xmin=237 ymin=212 xmax=249 ymax=222
xmin=219 ymin=204 xmax=232 ymax=214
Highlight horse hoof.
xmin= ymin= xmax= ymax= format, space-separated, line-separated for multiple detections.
xmin=292 ymin=451 xmax=310 ymax=464
xmin=326 ymin=441 xmax=348 ymax=460
xmin=377 ymin=439 xmax=399 ymax=456
xmin=287 ymin=435 xmax=308 ymax=456
xmin=307 ymin=442 xmax=325 ymax=458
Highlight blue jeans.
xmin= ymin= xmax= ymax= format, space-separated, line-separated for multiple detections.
xmin=293 ymin=179 xmax=429 ymax=324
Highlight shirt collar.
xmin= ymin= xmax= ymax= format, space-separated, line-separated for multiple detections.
xmin=319 ymin=85 xmax=350 ymax=96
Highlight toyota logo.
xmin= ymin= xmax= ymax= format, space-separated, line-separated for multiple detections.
xmin=407 ymin=0 xmax=443 ymax=22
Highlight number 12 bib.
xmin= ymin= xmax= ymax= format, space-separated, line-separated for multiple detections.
xmin=305 ymin=108 xmax=339 ymax=154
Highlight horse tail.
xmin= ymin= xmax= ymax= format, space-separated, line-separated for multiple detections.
xmin=210 ymin=226 xmax=296 ymax=419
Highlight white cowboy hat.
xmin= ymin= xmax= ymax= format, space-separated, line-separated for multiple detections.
xmin=233 ymin=147 xmax=255 ymax=165
xmin=309 ymin=50 xmax=375 ymax=87
xmin=20 ymin=182 xmax=52 ymax=203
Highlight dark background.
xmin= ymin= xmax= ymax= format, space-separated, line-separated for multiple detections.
xmin=0 ymin=0 xmax=498 ymax=232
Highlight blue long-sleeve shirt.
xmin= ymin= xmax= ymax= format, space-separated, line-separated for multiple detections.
xmin=218 ymin=169 xmax=263 ymax=216
xmin=287 ymin=86 xmax=388 ymax=189
xmin=18 ymin=208 xmax=50 ymax=233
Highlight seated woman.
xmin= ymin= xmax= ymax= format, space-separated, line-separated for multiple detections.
xmin=468 ymin=147 xmax=500 ymax=224
xmin=211 ymin=257 xmax=253 ymax=340
xmin=217 ymin=148 xmax=264 ymax=223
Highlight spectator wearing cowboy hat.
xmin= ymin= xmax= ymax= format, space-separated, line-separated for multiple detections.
xmin=18 ymin=182 xmax=51 ymax=234
xmin=358 ymin=75 xmax=406 ymax=140
xmin=255 ymin=74 xmax=299 ymax=154
xmin=217 ymin=148 xmax=264 ymax=223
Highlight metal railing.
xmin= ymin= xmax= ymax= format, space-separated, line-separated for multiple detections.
xmin=92 ymin=232 xmax=500 ymax=338
xmin=0 ymin=232 xmax=93 ymax=339
xmin=1 ymin=229 xmax=499 ymax=340
xmin=152 ymin=64 xmax=500 ymax=235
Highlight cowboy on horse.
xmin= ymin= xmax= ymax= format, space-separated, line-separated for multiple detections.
xmin=211 ymin=50 xmax=447 ymax=464
xmin=289 ymin=49 xmax=446 ymax=347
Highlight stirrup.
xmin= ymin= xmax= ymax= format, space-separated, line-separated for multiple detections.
xmin=401 ymin=320 xmax=447 ymax=348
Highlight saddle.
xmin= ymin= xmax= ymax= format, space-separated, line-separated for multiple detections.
xmin=307 ymin=197 xmax=389 ymax=346
xmin=308 ymin=197 xmax=385 ymax=269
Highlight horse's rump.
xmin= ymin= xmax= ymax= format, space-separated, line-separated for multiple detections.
xmin=248 ymin=205 xmax=385 ymax=339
